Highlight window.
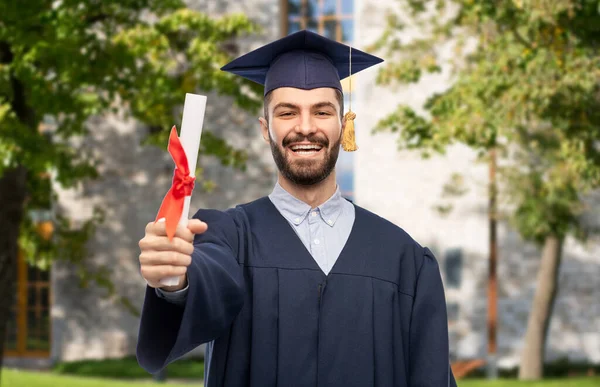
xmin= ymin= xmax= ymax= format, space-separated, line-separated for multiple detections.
xmin=282 ymin=0 xmax=356 ymax=200
xmin=447 ymin=302 xmax=460 ymax=322
xmin=4 ymin=250 xmax=51 ymax=357
xmin=283 ymin=0 xmax=354 ymax=39
xmin=444 ymin=248 xmax=463 ymax=288
xmin=336 ymin=91 xmax=354 ymax=201
xmin=5 ymin=118 xmax=54 ymax=358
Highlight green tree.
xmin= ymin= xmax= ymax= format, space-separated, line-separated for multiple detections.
xmin=372 ymin=0 xmax=600 ymax=380
xmin=0 ymin=0 xmax=262 ymax=374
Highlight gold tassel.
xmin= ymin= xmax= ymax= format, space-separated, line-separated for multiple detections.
xmin=342 ymin=111 xmax=358 ymax=151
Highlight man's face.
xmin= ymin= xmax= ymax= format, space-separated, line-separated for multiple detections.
xmin=260 ymin=87 xmax=344 ymax=186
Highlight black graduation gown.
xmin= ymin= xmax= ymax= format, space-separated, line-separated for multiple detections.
xmin=136 ymin=197 xmax=458 ymax=387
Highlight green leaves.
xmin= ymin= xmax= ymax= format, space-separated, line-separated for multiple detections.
xmin=0 ymin=2 xmax=262 ymax=315
xmin=376 ymin=0 xmax=600 ymax=243
xmin=374 ymin=105 xmax=444 ymax=156
xmin=110 ymin=9 xmax=262 ymax=145
xmin=1 ymin=2 xmax=261 ymax=178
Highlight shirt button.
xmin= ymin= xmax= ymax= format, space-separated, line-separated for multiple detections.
xmin=294 ymin=217 xmax=300 ymax=223
xmin=311 ymin=211 xmax=317 ymax=217
xmin=328 ymin=220 xmax=333 ymax=225
xmin=314 ymin=239 xmax=320 ymax=245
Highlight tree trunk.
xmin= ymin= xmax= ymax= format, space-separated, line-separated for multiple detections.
xmin=0 ymin=166 xmax=28 ymax=381
xmin=1 ymin=39 xmax=37 ymax=382
xmin=518 ymin=235 xmax=564 ymax=380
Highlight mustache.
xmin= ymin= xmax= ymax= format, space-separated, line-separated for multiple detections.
xmin=282 ymin=133 xmax=329 ymax=148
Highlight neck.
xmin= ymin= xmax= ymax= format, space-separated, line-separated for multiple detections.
xmin=277 ymin=171 xmax=338 ymax=208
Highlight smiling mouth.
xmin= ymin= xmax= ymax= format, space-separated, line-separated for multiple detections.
xmin=288 ymin=144 xmax=324 ymax=155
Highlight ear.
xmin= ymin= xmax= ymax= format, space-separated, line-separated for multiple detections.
xmin=259 ymin=117 xmax=270 ymax=143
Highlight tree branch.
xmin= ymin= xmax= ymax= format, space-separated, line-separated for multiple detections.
xmin=10 ymin=76 xmax=37 ymax=129
xmin=85 ymin=13 xmax=109 ymax=24
xmin=0 ymin=42 xmax=37 ymax=129
xmin=0 ymin=41 xmax=13 ymax=64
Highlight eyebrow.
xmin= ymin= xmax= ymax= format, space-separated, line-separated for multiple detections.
xmin=273 ymin=102 xmax=299 ymax=111
xmin=272 ymin=101 xmax=338 ymax=112
xmin=312 ymin=102 xmax=337 ymax=111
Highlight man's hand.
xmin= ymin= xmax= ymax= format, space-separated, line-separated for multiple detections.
xmin=138 ymin=219 xmax=208 ymax=291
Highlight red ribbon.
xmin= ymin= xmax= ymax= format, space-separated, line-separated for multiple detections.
xmin=155 ymin=125 xmax=196 ymax=241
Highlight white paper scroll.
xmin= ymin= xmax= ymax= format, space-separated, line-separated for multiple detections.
xmin=159 ymin=93 xmax=207 ymax=287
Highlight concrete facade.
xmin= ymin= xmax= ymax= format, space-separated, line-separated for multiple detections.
xmin=353 ymin=0 xmax=600 ymax=368
xmin=12 ymin=0 xmax=597 ymax=370
xmin=49 ymin=0 xmax=281 ymax=362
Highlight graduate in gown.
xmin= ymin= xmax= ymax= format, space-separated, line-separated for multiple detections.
xmin=136 ymin=30 xmax=459 ymax=387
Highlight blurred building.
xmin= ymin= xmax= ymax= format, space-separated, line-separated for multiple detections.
xmin=6 ymin=0 xmax=600 ymax=374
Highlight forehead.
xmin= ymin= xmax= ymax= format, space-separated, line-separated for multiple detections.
xmin=269 ymin=87 xmax=339 ymax=108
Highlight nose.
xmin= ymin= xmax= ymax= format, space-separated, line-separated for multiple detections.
xmin=294 ymin=112 xmax=317 ymax=136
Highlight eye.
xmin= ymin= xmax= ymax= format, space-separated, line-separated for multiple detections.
xmin=316 ymin=111 xmax=332 ymax=116
xmin=279 ymin=112 xmax=294 ymax=117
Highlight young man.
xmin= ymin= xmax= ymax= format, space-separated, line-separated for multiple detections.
xmin=136 ymin=30 xmax=458 ymax=387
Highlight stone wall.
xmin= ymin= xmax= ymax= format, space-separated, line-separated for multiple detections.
xmin=46 ymin=0 xmax=600 ymax=368
xmin=354 ymin=0 xmax=600 ymax=368
xmin=50 ymin=0 xmax=280 ymax=363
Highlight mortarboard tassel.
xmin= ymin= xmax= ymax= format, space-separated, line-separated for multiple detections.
xmin=342 ymin=46 xmax=358 ymax=152
xmin=342 ymin=111 xmax=357 ymax=151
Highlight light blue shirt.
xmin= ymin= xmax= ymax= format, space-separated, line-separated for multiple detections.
xmin=156 ymin=182 xmax=355 ymax=305
xmin=267 ymin=182 xmax=355 ymax=275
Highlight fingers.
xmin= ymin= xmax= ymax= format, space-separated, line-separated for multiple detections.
xmin=138 ymin=235 xmax=194 ymax=255
xmin=145 ymin=221 xmax=196 ymax=242
xmin=139 ymin=250 xmax=192 ymax=267
xmin=140 ymin=218 xmax=205 ymax=289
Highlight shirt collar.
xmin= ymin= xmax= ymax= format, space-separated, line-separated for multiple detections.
xmin=268 ymin=182 xmax=345 ymax=227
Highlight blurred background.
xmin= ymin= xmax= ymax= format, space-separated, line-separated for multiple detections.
xmin=1 ymin=0 xmax=599 ymax=386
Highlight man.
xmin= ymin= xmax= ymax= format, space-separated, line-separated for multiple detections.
xmin=136 ymin=30 xmax=458 ymax=387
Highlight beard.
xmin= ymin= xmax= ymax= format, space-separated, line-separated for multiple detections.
xmin=270 ymin=131 xmax=341 ymax=186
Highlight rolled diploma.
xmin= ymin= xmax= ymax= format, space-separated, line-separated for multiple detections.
xmin=159 ymin=93 xmax=207 ymax=287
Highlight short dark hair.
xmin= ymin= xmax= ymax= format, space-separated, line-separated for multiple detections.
xmin=263 ymin=89 xmax=344 ymax=122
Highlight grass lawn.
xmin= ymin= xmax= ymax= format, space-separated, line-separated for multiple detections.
xmin=2 ymin=369 xmax=600 ymax=387
xmin=460 ymin=378 xmax=600 ymax=386
xmin=52 ymin=356 xmax=203 ymax=379
xmin=1 ymin=369 xmax=200 ymax=387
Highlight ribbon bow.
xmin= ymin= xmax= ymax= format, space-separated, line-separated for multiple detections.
xmin=155 ymin=125 xmax=196 ymax=241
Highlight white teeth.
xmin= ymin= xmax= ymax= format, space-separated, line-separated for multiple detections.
xmin=290 ymin=144 xmax=322 ymax=151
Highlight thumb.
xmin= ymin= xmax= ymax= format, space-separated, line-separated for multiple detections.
xmin=187 ymin=218 xmax=208 ymax=234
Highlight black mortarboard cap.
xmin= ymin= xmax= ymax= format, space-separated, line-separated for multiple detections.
xmin=220 ymin=30 xmax=384 ymax=151
xmin=220 ymin=30 xmax=383 ymax=96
